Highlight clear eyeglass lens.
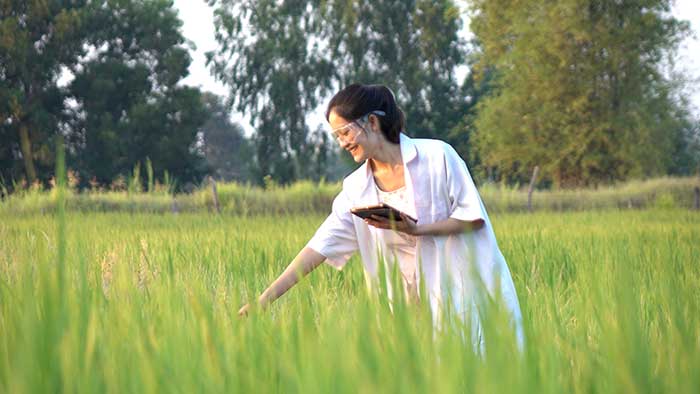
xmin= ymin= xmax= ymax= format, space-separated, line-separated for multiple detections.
xmin=330 ymin=111 xmax=383 ymax=142
xmin=332 ymin=122 xmax=357 ymax=142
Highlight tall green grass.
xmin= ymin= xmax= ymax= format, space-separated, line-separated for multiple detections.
xmin=1 ymin=209 xmax=698 ymax=393
xmin=2 ymin=176 xmax=698 ymax=215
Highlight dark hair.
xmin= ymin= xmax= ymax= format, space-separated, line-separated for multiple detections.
xmin=325 ymin=84 xmax=405 ymax=144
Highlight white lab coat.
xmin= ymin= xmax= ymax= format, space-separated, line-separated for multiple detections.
xmin=307 ymin=133 xmax=524 ymax=348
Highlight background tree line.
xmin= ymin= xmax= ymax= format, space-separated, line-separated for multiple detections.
xmin=468 ymin=0 xmax=699 ymax=187
xmin=206 ymin=0 xmax=472 ymax=183
xmin=206 ymin=0 xmax=698 ymax=187
xmin=2 ymin=0 xmax=698 ymax=194
xmin=0 ymin=0 xmax=253 ymax=193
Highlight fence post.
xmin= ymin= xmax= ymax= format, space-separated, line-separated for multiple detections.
xmin=209 ymin=176 xmax=221 ymax=214
xmin=527 ymin=166 xmax=540 ymax=212
xmin=693 ymin=169 xmax=700 ymax=211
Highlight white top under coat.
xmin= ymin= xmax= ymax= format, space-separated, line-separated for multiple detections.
xmin=307 ymin=133 xmax=524 ymax=348
xmin=376 ymin=184 xmax=418 ymax=299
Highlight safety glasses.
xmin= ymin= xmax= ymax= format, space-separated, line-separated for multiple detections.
xmin=330 ymin=110 xmax=386 ymax=143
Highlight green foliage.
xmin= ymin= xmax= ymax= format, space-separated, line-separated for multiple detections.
xmin=0 ymin=0 xmax=91 ymax=184
xmin=468 ymin=0 xmax=694 ymax=187
xmin=652 ymin=191 xmax=676 ymax=210
xmin=2 ymin=176 xmax=699 ymax=215
xmin=449 ymin=63 xmax=496 ymax=180
xmin=198 ymin=92 xmax=254 ymax=183
xmin=206 ymin=0 xmax=336 ymax=184
xmin=0 ymin=0 xmax=208 ymax=191
xmin=68 ymin=0 xmax=208 ymax=188
xmin=319 ymin=0 xmax=468 ymax=142
xmin=207 ymin=0 xmax=473 ymax=183
xmin=128 ymin=162 xmax=142 ymax=194
xmin=162 ymin=170 xmax=177 ymax=195
xmin=1 ymin=209 xmax=699 ymax=392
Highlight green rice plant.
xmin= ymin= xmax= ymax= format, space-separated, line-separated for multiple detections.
xmin=129 ymin=162 xmax=143 ymax=194
xmin=652 ymin=192 xmax=677 ymax=210
xmin=2 ymin=176 xmax=698 ymax=215
xmin=0 ymin=208 xmax=698 ymax=393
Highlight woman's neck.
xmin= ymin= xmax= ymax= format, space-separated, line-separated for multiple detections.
xmin=369 ymin=141 xmax=402 ymax=173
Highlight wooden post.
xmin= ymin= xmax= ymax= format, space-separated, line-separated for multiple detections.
xmin=209 ymin=176 xmax=221 ymax=214
xmin=693 ymin=169 xmax=700 ymax=211
xmin=527 ymin=166 xmax=540 ymax=212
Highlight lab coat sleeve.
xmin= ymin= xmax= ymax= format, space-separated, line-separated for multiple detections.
xmin=443 ymin=143 xmax=487 ymax=222
xmin=306 ymin=189 xmax=359 ymax=269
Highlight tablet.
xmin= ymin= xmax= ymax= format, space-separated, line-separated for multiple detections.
xmin=350 ymin=203 xmax=417 ymax=223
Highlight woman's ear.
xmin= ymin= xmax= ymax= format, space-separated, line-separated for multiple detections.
xmin=369 ymin=114 xmax=381 ymax=133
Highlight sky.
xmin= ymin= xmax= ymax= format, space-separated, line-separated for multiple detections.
xmin=173 ymin=0 xmax=700 ymax=132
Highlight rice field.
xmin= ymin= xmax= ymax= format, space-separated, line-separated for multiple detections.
xmin=2 ymin=176 xmax=698 ymax=215
xmin=1 ymin=208 xmax=698 ymax=393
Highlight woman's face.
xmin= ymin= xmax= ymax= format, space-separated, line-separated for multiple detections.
xmin=328 ymin=109 xmax=381 ymax=163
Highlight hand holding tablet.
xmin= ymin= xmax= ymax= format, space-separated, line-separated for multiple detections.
xmin=350 ymin=203 xmax=417 ymax=223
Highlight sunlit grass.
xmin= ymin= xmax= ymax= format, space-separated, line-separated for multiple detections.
xmin=0 ymin=209 xmax=698 ymax=393
xmin=1 ymin=176 xmax=698 ymax=215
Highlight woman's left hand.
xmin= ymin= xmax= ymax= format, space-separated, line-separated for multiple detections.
xmin=365 ymin=213 xmax=419 ymax=235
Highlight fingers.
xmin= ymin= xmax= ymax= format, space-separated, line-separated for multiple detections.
xmin=364 ymin=218 xmax=386 ymax=228
xmin=399 ymin=213 xmax=417 ymax=235
xmin=365 ymin=214 xmax=407 ymax=231
xmin=365 ymin=215 xmax=390 ymax=229
xmin=238 ymin=304 xmax=251 ymax=317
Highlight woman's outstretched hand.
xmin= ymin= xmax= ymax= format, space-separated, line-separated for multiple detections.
xmin=238 ymin=303 xmax=252 ymax=317
xmin=236 ymin=247 xmax=326 ymax=319
xmin=364 ymin=213 xmax=419 ymax=235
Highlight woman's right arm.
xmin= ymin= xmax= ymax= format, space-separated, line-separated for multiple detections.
xmin=238 ymin=247 xmax=326 ymax=316
xmin=239 ymin=189 xmax=358 ymax=316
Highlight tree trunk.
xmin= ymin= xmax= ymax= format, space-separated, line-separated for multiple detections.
xmin=18 ymin=123 xmax=37 ymax=184
xmin=527 ymin=166 xmax=540 ymax=212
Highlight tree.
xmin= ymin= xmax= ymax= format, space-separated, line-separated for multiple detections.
xmin=320 ymin=0 xmax=470 ymax=148
xmin=207 ymin=0 xmax=472 ymax=183
xmin=68 ymin=0 xmax=207 ymax=187
xmin=198 ymin=92 xmax=253 ymax=182
xmin=0 ymin=0 xmax=91 ymax=185
xmin=468 ymin=0 xmax=692 ymax=187
xmin=1 ymin=0 xmax=208 ymax=189
xmin=448 ymin=51 xmax=497 ymax=183
xmin=206 ymin=0 xmax=335 ymax=184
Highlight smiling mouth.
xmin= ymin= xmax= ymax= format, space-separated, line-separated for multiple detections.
xmin=347 ymin=146 xmax=358 ymax=154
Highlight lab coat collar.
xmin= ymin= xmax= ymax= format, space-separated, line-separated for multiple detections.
xmin=399 ymin=132 xmax=418 ymax=164
xmin=346 ymin=133 xmax=418 ymax=203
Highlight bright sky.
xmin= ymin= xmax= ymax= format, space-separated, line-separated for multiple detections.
xmin=174 ymin=0 xmax=700 ymax=132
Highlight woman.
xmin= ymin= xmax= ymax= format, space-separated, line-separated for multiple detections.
xmin=239 ymin=84 xmax=523 ymax=348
